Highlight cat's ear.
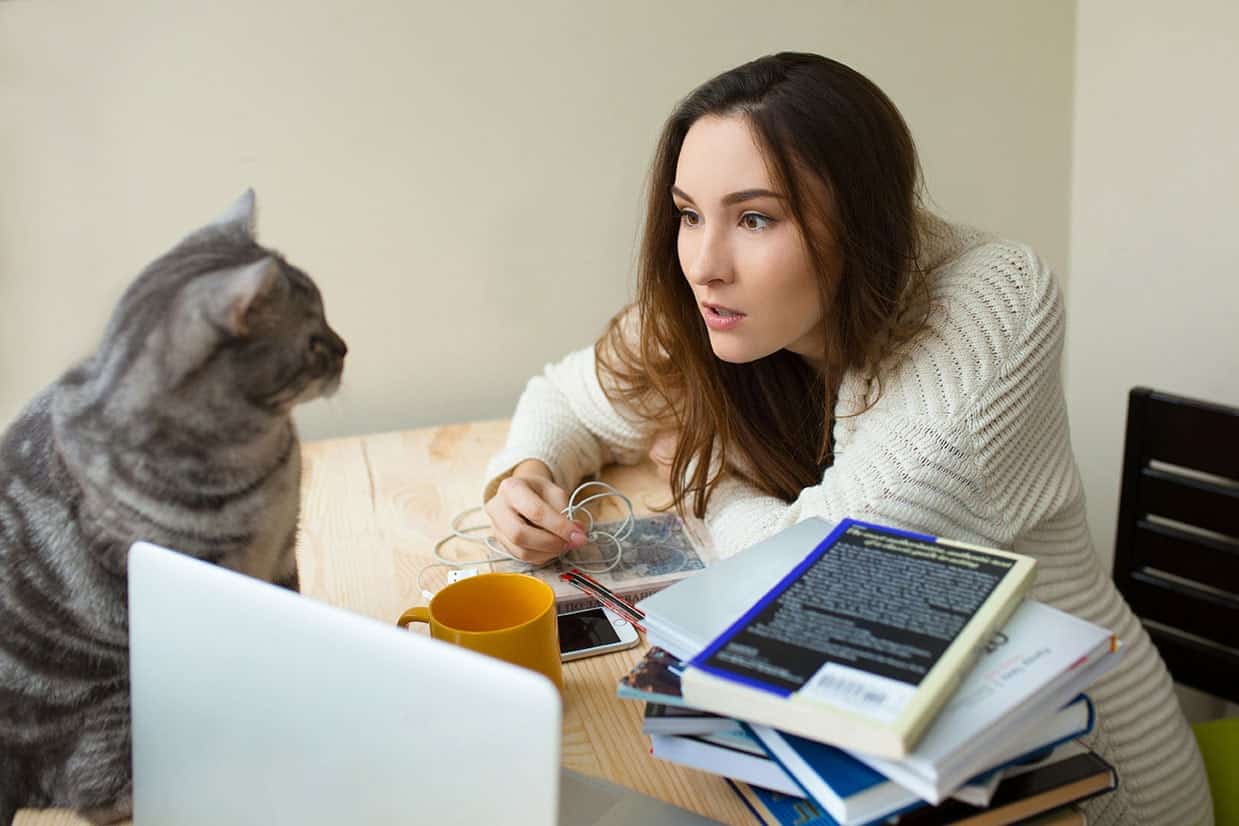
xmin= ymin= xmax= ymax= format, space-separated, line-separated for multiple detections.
xmin=210 ymin=188 xmax=258 ymax=237
xmin=213 ymin=257 xmax=282 ymax=337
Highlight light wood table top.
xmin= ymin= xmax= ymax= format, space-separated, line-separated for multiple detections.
xmin=16 ymin=419 xmax=750 ymax=826
xmin=17 ymin=419 xmax=1085 ymax=826
xmin=290 ymin=419 xmax=755 ymax=824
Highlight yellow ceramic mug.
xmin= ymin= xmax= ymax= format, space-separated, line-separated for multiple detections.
xmin=397 ymin=572 xmax=563 ymax=691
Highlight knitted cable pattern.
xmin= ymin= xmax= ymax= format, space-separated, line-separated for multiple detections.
xmin=484 ymin=217 xmax=1213 ymax=825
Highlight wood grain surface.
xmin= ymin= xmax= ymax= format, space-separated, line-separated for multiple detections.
xmin=17 ymin=420 xmax=750 ymax=825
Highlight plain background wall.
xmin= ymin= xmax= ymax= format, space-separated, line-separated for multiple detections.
xmin=1067 ymin=0 xmax=1239 ymax=571
xmin=1068 ymin=0 xmax=1239 ymax=720
xmin=0 ymin=0 xmax=1075 ymax=444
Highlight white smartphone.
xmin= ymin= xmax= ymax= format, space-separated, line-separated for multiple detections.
xmin=557 ymin=605 xmax=641 ymax=662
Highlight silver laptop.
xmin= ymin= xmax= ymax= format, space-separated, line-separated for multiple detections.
xmin=128 ymin=542 xmax=717 ymax=825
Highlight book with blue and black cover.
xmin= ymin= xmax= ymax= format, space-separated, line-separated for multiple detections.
xmin=680 ymin=519 xmax=1037 ymax=759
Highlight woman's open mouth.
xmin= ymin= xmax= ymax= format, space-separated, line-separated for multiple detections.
xmin=702 ymin=303 xmax=746 ymax=331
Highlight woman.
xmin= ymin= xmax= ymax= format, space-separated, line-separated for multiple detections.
xmin=482 ymin=53 xmax=1212 ymax=825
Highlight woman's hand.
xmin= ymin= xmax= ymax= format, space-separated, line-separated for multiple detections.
xmin=484 ymin=459 xmax=588 ymax=565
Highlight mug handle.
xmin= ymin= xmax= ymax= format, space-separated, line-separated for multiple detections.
xmin=397 ymin=606 xmax=431 ymax=629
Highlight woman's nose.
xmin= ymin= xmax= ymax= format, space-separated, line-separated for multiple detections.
xmin=683 ymin=229 xmax=733 ymax=286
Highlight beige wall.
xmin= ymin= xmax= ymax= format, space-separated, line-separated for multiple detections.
xmin=1068 ymin=0 xmax=1239 ymax=721
xmin=0 ymin=0 xmax=1075 ymax=442
xmin=1066 ymin=0 xmax=1239 ymax=571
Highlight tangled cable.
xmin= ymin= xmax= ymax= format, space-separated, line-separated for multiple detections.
xmin=418 ymin=480 xmax=635 ymax=599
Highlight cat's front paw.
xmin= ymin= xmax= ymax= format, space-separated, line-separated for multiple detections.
xmin=79 ymin=795 xmax=132 ymax=825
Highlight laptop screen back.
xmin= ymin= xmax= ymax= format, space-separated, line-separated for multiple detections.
xmin=128 ymin=542 xmax=561 ymax=826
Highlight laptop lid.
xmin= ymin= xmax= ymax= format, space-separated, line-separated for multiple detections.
xmin=128 ymin=541 xmax=561 ymax=826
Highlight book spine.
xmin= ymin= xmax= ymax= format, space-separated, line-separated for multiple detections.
xmin=726 ymin=780 xmax=835 ymax=825
xmin=899 ymin=561 xmax=1037 ymax=748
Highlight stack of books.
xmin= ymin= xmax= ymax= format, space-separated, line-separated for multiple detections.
xmin=618 ymin=518 xmax=1121 ymax=825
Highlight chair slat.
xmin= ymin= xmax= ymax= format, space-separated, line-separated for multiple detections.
xmin=1137 ymin=468 xmax=1239 ymax=538
xmin=1145 ymin=625 xmax=1239 ymax=705
xmin=1129 ymin=520 xmax=1239 ymax=594
xmin=1122 ymin=573 xmax=1239 ymax=649
xmin=1143 ymin=390 xmax=1239 ymax=481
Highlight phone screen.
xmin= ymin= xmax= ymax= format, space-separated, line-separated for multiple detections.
xmin=557 ymin=607 xmax=622 ymax=653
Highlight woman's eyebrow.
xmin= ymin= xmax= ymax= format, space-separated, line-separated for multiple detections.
xmin=722 ymin=188 xmax=784 ymax=205
xmin=671 ymin=185 xmax=784 ymax=205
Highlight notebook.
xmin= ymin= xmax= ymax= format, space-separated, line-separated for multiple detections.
xmin=128 ymin=541 xmax=715 ymax=825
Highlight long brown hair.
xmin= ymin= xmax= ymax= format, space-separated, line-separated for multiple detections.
xmin=598 ymin=52 xmax=927 ymax=517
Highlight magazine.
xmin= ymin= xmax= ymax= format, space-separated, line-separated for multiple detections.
xmin=525 ymin=514 xmax=714 ymax=612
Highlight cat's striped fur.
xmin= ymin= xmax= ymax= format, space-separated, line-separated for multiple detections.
xmin=0 ymin=191 xmax=346 ymax=824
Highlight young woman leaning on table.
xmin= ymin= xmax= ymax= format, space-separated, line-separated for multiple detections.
xmin=480 ymin=53 xmax=1212 ymax=826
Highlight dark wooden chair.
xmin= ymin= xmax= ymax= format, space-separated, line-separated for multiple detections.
xmin=1113 ymin=386 xmax=1239 ymax=702
xmin=1113 ymin=387 xmax=1239 ymax=825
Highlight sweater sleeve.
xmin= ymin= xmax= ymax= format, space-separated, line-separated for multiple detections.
xmin=483 ymin=343 xmax=653 ymax=501
xmin=702 ymin=240 xmax=1070 ymax=559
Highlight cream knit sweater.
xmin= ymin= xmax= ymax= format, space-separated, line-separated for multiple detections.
xmin=484 ymin=216 xmax=1213 ymax=826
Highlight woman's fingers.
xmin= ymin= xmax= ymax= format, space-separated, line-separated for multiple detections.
xmin=505 ymin=477 xmax=586 ymax=546
xmin=487 ymin=530 xmax=562 ymax=566
xmin=485 ymin=477 xmax=586 ymax=563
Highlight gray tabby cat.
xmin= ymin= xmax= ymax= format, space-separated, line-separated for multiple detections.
xmin=0 ymin=190 xmax=347 ymax=824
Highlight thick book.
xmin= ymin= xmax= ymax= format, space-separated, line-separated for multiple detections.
xmin=748 ymin=696 xmax=1094 ymax=826
xmin=649 ymin=730 xmax=804 ymax=797
xmin=680 ymin=519 xmax=1037 ymax=759
xmin=729 ymin=779 xmax=837 ymax=825
xmin=642 ymin=702 xmax=738 ymax=737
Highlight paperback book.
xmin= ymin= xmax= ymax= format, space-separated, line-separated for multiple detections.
xmin=681 ymin=519 xmax=1037 ymax=758
xmin=617 ymin=646 xmax=691 ymax=707
xmin=849 ymin=602 xmax=1119 ymax=803
xmin=729 ymin=780 xmax=837 ymax=826
xmin=642 ymin=702 xmax=737 ymax=737
xmin=650 ymin=730 xmax=804 ymax=798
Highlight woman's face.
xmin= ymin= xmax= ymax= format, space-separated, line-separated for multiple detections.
xmin=673 ymin=114 xmax=827 ymax=367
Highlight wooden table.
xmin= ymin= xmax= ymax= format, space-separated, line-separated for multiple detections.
xmin=17 ymin=419 xmax=1085 ymax=825
xmin=290 ymin=420 xmax=756 ymax=824
xmin=16 ymin=419 xmax=751 ymax=826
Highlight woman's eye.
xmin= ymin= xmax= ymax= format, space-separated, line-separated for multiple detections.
xmin=740 ymin=212 xmax=773 ymax=231
xmin=678 ymin=208 xmax=701 ymax=228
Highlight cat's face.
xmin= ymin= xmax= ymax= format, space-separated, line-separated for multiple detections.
xmin=196 ymin=254 xmax=349 ymax=414
xmin=87 ymin=191 xmax=347 ymax=423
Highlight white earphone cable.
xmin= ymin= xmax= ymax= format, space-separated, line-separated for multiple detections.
xmin=417 ymin=480 xmax=635 ymax=599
